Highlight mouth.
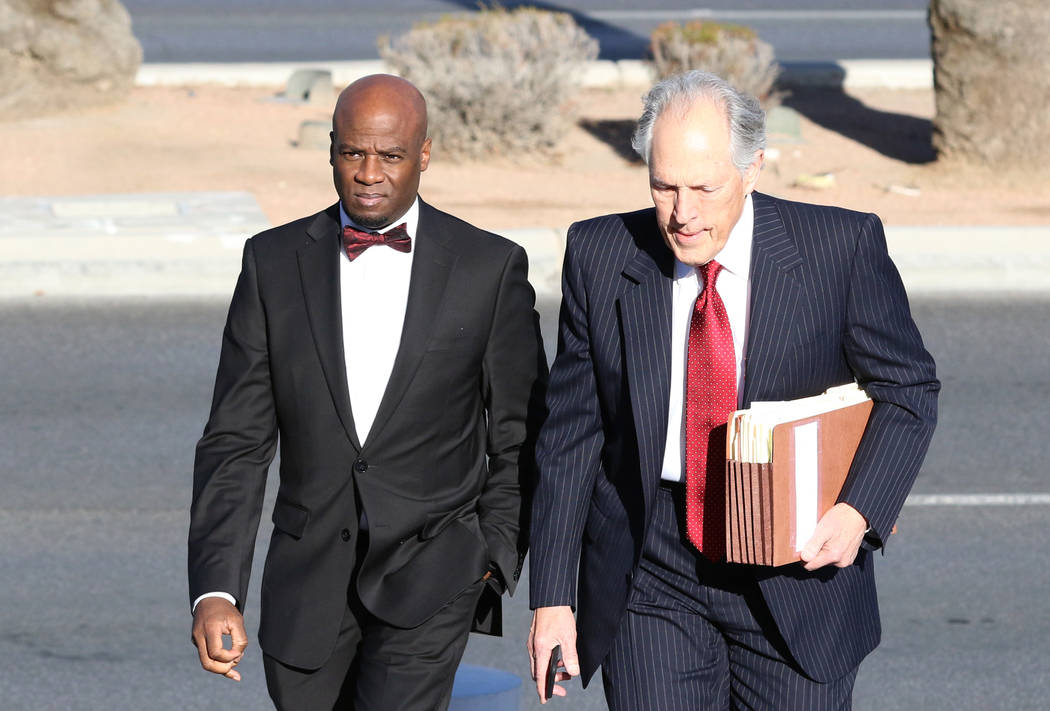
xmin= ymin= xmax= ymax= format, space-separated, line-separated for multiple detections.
xmin=672 ymin=227 xmax=710 ymax=243
xmin=353 ymin=193 xmax=386 ymax=208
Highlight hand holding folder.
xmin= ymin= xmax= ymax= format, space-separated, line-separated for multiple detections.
xmin=724 ymin=384 xmax=874 ymax=566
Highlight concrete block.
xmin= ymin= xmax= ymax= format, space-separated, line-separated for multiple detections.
xmin=297 ymin=120 xmax=331 ymax=150
xmin=282 ymin=69 xmax=333 ymax=104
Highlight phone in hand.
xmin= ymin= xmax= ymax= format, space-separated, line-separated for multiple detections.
xmin=544 ymin=644 xmax=563 ymax=700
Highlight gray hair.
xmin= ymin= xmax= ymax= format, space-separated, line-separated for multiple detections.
xmin=631 ymin=70 xmax=766 ymax=174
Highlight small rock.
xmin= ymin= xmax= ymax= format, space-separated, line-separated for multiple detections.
xmin=792 ymin=172 xmax=836 ymax=190
xmin=886 ymin=183 xmax=921 ymax=197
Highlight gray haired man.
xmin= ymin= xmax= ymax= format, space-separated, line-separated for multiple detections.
xmin=527 ymin=70 xmax=938 ymax=709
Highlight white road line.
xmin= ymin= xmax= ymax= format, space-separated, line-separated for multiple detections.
xmin=904 ymin=493 xmax=1050 ymax=506
xmin=590 ymin=9 xmax=926 ymax=22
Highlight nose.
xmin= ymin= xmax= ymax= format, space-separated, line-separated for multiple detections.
xmin=671 ymin=188 xmax=699 ymax=227
xmin=355 ymin=154 xmax=384 ymax=185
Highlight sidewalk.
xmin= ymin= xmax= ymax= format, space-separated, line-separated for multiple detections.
xmin=2 ymin=192 xmax=1048 ymax=299
xmin=4 ymin=59 xmax=1046 ymax=300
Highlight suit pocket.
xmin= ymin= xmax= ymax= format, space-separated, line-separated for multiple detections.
xmin=271 ymin=497 xmax=310 ymax=539
xmin=420 ymin=503 xmax=480 ymax=541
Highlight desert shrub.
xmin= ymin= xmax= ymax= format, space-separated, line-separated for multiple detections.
xmin=379 ymin=6 xmax=599 ymax=159
xmin=649 ymin=21 xmax=780 ymax=106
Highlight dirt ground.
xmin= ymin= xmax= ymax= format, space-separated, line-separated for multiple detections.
xmin=2 ymin=83 xmax=1048 ymax=231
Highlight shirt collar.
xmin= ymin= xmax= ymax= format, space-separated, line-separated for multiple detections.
xmin=339 ymin=197 xmax=420 ymax=241
xmin=674 ymin=192 xmax=754 ymax=281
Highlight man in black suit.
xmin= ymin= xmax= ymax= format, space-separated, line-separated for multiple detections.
xmin=527 ymin=71 xmax=938 ymax=708
xmin=189 ymin=74 xmax=546 ymax=711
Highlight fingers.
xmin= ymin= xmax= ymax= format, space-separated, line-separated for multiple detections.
xmin=800 ymin=503 xmax=868 ymax=571
xmin=528 ymin=606 xmax=579 ymax=703
xmin=192 ymin=599 xmax=248 ymax=681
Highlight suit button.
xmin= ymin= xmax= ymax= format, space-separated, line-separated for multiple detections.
xmin=354 ymin=458 xmax=368 ymax=473
xmin=340 ymin=528 xmax=352 ymax=542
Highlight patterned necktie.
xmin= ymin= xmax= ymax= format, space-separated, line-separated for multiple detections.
xmin=684 ymin=260 xmax=736 ymax=561
xmin=342 ymin=223 xmax=411 ymax=262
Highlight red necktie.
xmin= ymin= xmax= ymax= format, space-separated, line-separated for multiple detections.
xmin=342 ymin=223 xmax=411 ymax=262
xmin=684 ymin=260 xmax=736 ymax=561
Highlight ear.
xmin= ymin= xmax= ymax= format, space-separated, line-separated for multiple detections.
xmin=419 ymin=137 xmax=432 ymax=172
xmin=743 ymin=149 xmax=764 ymax=194
xmin=329 ymin=131 xmax=336 ymax=167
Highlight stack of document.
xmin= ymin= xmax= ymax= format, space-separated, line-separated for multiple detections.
xmin=725 ymin=384 xmax=872 ymax=566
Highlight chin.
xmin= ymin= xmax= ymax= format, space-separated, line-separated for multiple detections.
xmin=345 ymin=208 xmax=392 ymax=230
xmin=669 ymin=239 xmax=715 ymax=267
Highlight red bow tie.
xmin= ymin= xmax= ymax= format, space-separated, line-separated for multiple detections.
xmin=342 ymin=223 xmax=412 ymax=262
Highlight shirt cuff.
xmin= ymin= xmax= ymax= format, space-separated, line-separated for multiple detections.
xmin=192 ymin=592 xmax=237 ymax=613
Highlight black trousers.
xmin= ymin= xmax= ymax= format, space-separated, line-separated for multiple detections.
xmin=601 ymin=485 xmax=858 ymax=711
xmin=264 ymin=576 xmax=485 ymax=711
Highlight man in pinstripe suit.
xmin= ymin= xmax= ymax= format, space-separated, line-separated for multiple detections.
xmin=527 ymin=71 xmax=939 ymax=709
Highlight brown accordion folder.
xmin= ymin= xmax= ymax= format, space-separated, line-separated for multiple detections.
xmin=725 ymin=390 xmax=873 ymax=567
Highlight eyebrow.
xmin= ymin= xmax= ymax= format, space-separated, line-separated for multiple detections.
xmin=651 ymin=177 xmax=720 ymax=191
xmin=337 ymin=144 xmax=409 ymax=154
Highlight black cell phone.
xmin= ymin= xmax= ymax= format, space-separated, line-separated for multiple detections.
xmin=544 ymin=644 xmax=563 ymax=700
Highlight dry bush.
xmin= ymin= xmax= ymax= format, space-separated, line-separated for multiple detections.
xmin=649 ymin=21 xmax=780 ymax=107
xmin=379 ymin=6 xmax=599 ymax=159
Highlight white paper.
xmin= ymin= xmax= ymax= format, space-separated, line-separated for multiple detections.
xmin=794 ymin=422 xmax=819 ymax=551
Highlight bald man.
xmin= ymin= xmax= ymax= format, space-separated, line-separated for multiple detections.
xmin=189 ymin=75 xmax=546 ymax=710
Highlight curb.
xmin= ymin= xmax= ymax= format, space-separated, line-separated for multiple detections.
xmin=136 ymin=59 xmax=933 ymax=91
xmin=2 ymin=192 xmax=1049 ymax=299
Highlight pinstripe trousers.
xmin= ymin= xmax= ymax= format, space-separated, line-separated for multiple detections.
xmin=601 ymin=486 xmax=857 ymax=711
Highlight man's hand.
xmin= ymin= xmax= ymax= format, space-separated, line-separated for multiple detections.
xmin=191 ymin=597 xmax=248 ymax=681
xmin=528 ymin=606 xmax=580 ymax=704
xmin=799 ymin=502 xmax=869 ymax=571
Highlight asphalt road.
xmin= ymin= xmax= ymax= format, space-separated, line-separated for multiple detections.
xmin=1 ymin=293 xmax=1047 ymax=710
xmin=123 ymin=0 xmax=932 ymax=63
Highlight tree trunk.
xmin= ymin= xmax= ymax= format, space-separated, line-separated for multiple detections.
xmin=929 ymin=0 xmax=1050 ymax=168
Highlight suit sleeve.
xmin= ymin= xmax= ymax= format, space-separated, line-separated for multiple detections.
xmin=837 ymin=213 xmax=940 ymax=547
xmin=187 ymin=238 xmax=278 ymax=610
xmin=529 ymin=226 xmax=606 ymax=609
xmin=478 ymin=244 xmax=548 ymax=596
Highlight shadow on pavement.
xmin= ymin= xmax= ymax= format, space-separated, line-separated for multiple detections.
xmin=782 ymin=87 xmax=935 ymax=165
xmin=578 ymin=119 xmax=645 ymax=165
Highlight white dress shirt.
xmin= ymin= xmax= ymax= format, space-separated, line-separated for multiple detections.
xmin=192 ymin=199 xmax=419 ymax=613
xmin=339 ymin=199 xmax=418 ymax=444
xmin=660 ymin=194 xmax=754 ymax=483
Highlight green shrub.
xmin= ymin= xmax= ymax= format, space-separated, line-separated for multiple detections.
xmin=379 ymin=6 xmax=599 ymax=159
xmin=649 ymin=21 xmax=780 ymax=106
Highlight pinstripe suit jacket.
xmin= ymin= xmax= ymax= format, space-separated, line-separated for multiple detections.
xmin=529 ymin=191 xmax=939 ymax=684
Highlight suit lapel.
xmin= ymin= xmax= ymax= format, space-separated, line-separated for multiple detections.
xmin=742 ymin=193 xmax=804 ymax=406
xmin=620 ymin=232 xmax=673 ymax=519
xmin=298 ymin=204 xmax=362 ymax=451
xmin=366 ymin=200 xmax=456 ymax=445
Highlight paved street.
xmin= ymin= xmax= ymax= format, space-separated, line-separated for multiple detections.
xmin=123 ymin=0 xmax=931 ymax=63
xmin=0 ymin=293 xmax=1047 ymax=709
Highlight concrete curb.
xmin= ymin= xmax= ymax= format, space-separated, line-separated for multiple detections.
xmin=136 ymin=59 xmax=933 ymax=91
xmin=2 ymin=192 xmax=1048 ymax=299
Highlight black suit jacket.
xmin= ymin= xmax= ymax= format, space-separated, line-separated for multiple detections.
xmin=530 ymin=192 xmax=939 ymax=683
xmin=189 ymin=199 xmax=546 ymax=670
